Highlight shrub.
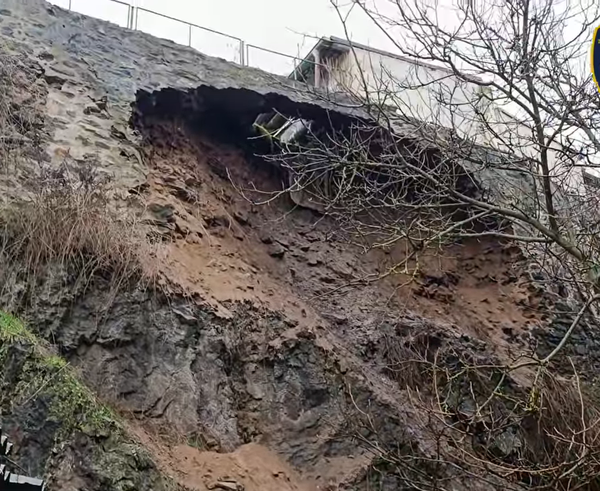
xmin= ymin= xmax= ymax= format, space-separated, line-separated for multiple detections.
xmin=0 ymin=159 xmax=159 ymax=306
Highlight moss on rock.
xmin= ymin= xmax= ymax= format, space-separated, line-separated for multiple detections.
xmin=1 ymin=311 xmax=114 ymax=435
xmin=0 ymin=311 xmax=180 ymax=490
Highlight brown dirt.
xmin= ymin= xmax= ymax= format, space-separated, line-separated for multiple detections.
xmin=128 ymin=421 xmax=317 ymax=491
xmin=120 ymin=116 xmax=546 ymax=490
xmin=142 ymin=118 xmax=539 ymax=358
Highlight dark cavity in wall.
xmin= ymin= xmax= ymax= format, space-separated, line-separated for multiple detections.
xmin=130 ymin=83 xmax=503 ymax=232
xmin=131 ymin=85 xmax=360 ymax=149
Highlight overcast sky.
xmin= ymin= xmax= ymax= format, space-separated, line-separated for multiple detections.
xmin=49 ymin=0 xmax=398 ymax=74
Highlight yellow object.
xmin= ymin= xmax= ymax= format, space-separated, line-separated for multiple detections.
xmin=591 ymin=25 xmax=600 ymax=93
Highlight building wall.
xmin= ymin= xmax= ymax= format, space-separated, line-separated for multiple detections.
xmin=483 ymin=107 xmax=587 ymax=193
xmin=321 ymin=46 xmax=491 ymax=139
xmin=320 ymin=45 xmax=591 ymax=197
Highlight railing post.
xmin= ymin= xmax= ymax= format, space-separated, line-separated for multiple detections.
xmin=56 ymin=1 xmax=305 ymax=77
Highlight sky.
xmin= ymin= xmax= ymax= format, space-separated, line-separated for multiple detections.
xmin=48 ymin=0 xmax=398 ymax=75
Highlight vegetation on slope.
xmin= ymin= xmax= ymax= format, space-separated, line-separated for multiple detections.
xmin=0 ymin=311 xmax=113 ymax=436
xmin=0 ymin=311 xmax=180 ymax=490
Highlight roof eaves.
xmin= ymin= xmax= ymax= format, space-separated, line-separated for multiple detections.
xmin=323 ymin=36 xmax=485 ymax=85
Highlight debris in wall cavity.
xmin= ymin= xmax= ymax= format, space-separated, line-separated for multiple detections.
xmin=132 ymin=83 xmax=498 ymax=221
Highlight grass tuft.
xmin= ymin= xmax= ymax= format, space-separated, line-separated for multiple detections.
xmin=0 ymin=310 xmax=35 ymax=344
xmin=0 ymin=159 xmax=161 ymax=308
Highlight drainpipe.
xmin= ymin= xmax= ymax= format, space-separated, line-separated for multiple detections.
xmin=313 ymin=49 xmax=321 ymax=88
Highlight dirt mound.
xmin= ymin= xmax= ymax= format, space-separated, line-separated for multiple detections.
xmin=108 ymin=112 xmax=544 ymax=490
xmin=113 ymin=100 xmax=600 ymax=489
xmin=129 ymin=421 xmax=316 ymax=491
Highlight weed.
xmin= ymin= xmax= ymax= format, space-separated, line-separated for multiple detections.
xmin=0 ymin=310 xmax=35 ymax=344
xmin=0 ymin=310 xmax=117 ymax=437
xmin=186 ymin=432 xmax=209 ymax=451
xmin=0 ymin=158 xmax=160 ymax=309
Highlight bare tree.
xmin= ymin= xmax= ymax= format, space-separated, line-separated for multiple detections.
xmin=253 ymin=0 xmax=600 ymax=320
xmin=336 ymin=0 xmax=600 ymax=278
xmin=242 ymin=1 xmax=600 ymax=488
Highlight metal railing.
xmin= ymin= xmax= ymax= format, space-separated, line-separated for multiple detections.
xmin=245 ymin=44 xmax=299 ymax=76
xmin=132 ymin=7 xmax=244 ymax=64
xmin=50 ymin=0 xmax=307 ymax=74
xmin=1 ymin=426 xmax=46 ymax=490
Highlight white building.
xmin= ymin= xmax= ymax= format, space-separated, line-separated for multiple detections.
xmin=291 ymin=36 xmax=591 ymax=196
xmin=290 ymin=36 xmax=492 ymax=140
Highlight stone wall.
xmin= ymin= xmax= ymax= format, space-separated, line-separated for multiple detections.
xmin=0 ymin=0 xmax=366 ymax=202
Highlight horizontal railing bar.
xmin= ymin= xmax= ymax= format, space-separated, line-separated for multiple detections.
xmin=106 ymin=0 xmax=130 ymax=7
xmin=136 ymin=7 xmax=243 ymax=43
xmin=246 ymin=44 xmax=299 ymax=61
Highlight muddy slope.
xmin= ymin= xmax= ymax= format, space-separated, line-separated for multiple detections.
xmin=6 ymin=107 xmax=573 ymax=491
xmin=1 ymin=1 xmax=599 ymax=490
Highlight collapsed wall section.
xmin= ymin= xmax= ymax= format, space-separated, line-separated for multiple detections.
xmin=2 ymin=2 xmax=600 ymax=491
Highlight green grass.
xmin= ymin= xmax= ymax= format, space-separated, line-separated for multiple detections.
xmin=1 ymin=310 xmax=116 ymax=436
xmin=0 ymin=310 xmax=178 ymax=489
xmin=0 ymin=311 xmax=36 ymax=344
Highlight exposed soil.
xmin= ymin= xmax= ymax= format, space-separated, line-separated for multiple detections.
xmin=2 ymin=4 xmax=597 ymax=488
xmin=129 ymin=421 xmax=317 ymax=491
xmin=105 ymin=113 xmax=551 ymax=490
xmin=140 ymin=115 xmax=540 ymax=357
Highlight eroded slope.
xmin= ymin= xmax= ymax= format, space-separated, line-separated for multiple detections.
xmin=1 ymin=1 xmax=599 ymax=490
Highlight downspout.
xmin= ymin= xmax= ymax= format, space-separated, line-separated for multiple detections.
xmin=313 ymin=49 xmax=321 ymax=88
